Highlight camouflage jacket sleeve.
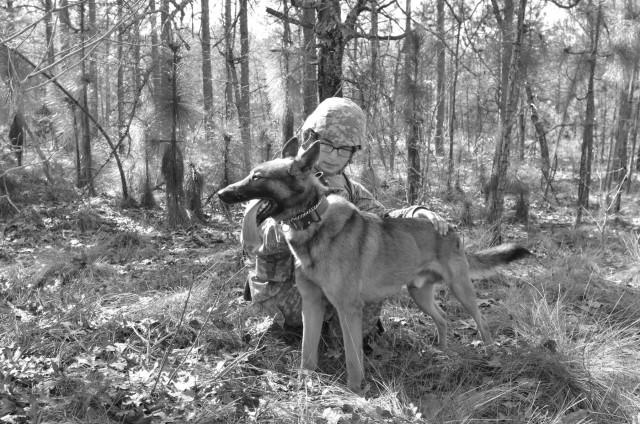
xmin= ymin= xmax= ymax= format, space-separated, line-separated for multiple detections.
xmin=348 ymin=179 xmax=387 ymax=217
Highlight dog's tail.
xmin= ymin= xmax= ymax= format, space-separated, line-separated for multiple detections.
xmin=466 ymin=244 xmax=531 ymax=280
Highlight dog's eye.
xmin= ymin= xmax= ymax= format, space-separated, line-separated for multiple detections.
xmin=251 ymin=173 xmax=261 ymax=181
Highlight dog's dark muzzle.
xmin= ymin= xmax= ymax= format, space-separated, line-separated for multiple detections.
xmin=217 ymin=184 xmax=245 ymax=204
xmin=217 ymin=183 xmax=282 ymax=225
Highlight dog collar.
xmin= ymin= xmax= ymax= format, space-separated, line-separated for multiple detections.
xmin=281 ymin=196 xmax=329 ymax=231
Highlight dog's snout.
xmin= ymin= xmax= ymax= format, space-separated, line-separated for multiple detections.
xmin=217 ymin=186 xmax=234 ymax=203
xmin=218 ymin=184 xmax=247 ymax=204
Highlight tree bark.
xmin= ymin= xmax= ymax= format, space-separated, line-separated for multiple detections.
xmin=224 ymin=0 xmax=234 ymax=122
xmin=44 ymin=0 xmax=55 ymax=66
xmin=316 ymin=1 xmax=343 ymax=100
xmin=447 ymin=10 xmax=462 ymax=191
xmin=576 ymin=2 xmax=601 ymax=227
xmin=612 ymin=64 xmax=637 ymax=212
xmin=491 ymin=0 xmax=515 ymax=120
xmin=150 ymin=0 xmax=160 ymax=97
xmin=88 ymin=0 xmax=99 ymax=120
xmin=200 ymin=0 xmax=214 ymax=129
xmin=518 ymin=90 xmax=525 ymax=161
xmin=117 ymin=0 xmax=125 ymax=154
xmin=435 ymin=0 xmax=446 ymax=157
xmin=163 ymin=45 xmax=190 ymax=227
xmin=301 ymin=6 xmax=317 ymax=117
xmin=486 ymin=0 xmax=527 ymax=245
xmin=404 ymin=0 xmax=421 ymax=205
xmin=524 ymin=81 xmax=551 ymax=186
xmin=628 ymin=91 xmax=640 ymax=186
xmin=78 ymin=2 xmax=95 ymax=196
xmin=59 ymin=0 xmax=72 ymax=59
xmin=281 ymin=0 xmax=294 ymax=144
xmin=238 ymin=0 xmax=252 ymax=174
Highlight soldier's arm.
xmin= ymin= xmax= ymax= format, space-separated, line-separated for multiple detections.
xmin=387 ymin=206 xmax=449 ymax=235
xmin=348 ymin=180 xmax=388 ymax=217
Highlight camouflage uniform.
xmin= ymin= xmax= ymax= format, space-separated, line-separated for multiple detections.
xmin=241 ymin=97 xmax=433 ymax=337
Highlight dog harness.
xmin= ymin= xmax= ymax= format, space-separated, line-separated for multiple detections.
xmin=281 ymin=196 xmax=329 ymax=231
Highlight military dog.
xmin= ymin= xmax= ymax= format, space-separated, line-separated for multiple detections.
xmin=218 ymin=137 xmax=530 ymax=392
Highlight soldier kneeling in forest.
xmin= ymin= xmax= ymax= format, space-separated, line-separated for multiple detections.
xmin=241 ymin=97 xmax=449 ymax=342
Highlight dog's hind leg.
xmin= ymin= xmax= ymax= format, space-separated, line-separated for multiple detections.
xmin=408 ymin=275 xmax=448 ymax=348
xmin=449 ymin=266 xmax=493 ymax=345
xmin=297 ymin=276 xmax=326 ymax=371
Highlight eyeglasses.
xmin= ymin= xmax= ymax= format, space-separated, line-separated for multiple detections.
xmin=305 ymin=129 xmax=361 ymax=158
xmin=319 ymin=143 xmax=358 ymax=158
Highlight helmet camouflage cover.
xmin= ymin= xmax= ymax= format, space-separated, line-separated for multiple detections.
xmin=301 ymin=97 xmax=366 ymax=148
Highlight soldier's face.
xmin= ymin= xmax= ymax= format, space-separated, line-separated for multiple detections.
xmin=316 ymin=142 xmax=352 ymax=176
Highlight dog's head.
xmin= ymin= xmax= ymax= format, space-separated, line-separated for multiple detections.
xmin=217 ymin=137 xmax=323 ymax=224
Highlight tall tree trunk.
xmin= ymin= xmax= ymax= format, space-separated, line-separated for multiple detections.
xmin=404 ymin=0 xmax=421 ymax=205
xmin=88 ymin=0 xmax=99 ymax=120
xmin=524 ymin=81 xmax=551 ymax=186
xmin=491 ymin=0 xmax=515 ymax=120
xmin=612 ymin=64 xmax=637 ymax=212
xmin=301 ymin=6 xmax=317 ymax=117
xmin=369 ymin=0 xmax=387 ymax=171
xmin=44 ymin=0 xmax=55 ymax=66
xmin=150 ymin=0 xmax=160 ymax=96
xmin=486 ymin=0 xmax=526 ymax=244
xmin=389 ymin=48 xmax=402 ymax=174
xmin=599 ymin=84 xmax=608 ymax=164
xmin=117 ymin=0 xmax=125 ymax=154
xmin=447 ymin=11 xmax=461 ymax=191
xmin=163 ymin=45 xmax=189 ymax=227
xmin=281 ymin=0 xmax=294 ymax=144
xmin=222 ymin=0 xmax=235 ymax=192
xmin=238 ymin=0 xmax=252 ymax=174
xmin=628 ymin=92 xmax=640 ymax=187
xmin=104 ymin=14 xmax=112 ymax=127
xmin=435 ymin=0 xmax=446 ymax=157
xmin=78 ymin=2 xmax=95 ymax=196
xmin=518 ymin=90 xmax=526 ymax=161
xmin=201 ymin=0 xmax=214 ymax=130
xmin=316 ymin=1 xmax=343 ymax=100
xmin=576 ymin=2 xmax=601 ymax=227
xmin=59 ymin=0 xmax=72 ymax=60
xmin=224 ymin=0 xmax=234 ymax=123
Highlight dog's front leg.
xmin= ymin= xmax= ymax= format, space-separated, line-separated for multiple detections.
xmin=336 ymin=304 xmax=364 ymax=392
xmin=297 ymin=276 xmax=325 ymax=371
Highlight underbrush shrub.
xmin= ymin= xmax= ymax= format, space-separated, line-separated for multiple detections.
xmin=0 ymin=174 xmax=19 ymax=218
xmin=89 ymin=231 xmax=156 ymax=263
xmin=75 ymin=208 xmax=104 ymax=233
xmin=481 ymin=177 xmax=531 ymax=223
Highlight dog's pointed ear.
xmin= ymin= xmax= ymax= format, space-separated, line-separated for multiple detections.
xmin=282 ymin=137 xmax=299 ymax=158
xmin=296 ymin=141 xmax=321 ymax=173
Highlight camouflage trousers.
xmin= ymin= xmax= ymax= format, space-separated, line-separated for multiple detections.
xmin=246 ymin=272 xmax=384 ymax=338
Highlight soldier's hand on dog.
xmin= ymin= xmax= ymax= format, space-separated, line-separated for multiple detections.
xmin=412 ymin=209 xmax=449 ymax=236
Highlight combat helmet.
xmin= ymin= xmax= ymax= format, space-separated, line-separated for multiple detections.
xmin=301 ymin=97 xmax=366 ymax=148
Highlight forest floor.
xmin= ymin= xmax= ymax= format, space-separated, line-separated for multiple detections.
xmin=1 ymin=171 xmax=640 ymax=423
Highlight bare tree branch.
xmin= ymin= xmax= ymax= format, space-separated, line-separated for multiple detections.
xmin=266 ymin=7 xmax=313 ymax=28
xmin=547 ymin=0 xmax=581 ymax=9
xmin=354 ymin=32 xmax=406 ymax=40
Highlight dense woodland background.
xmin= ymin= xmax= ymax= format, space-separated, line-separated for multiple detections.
xmin=1 ymin=0 xmax=640 ymax=423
